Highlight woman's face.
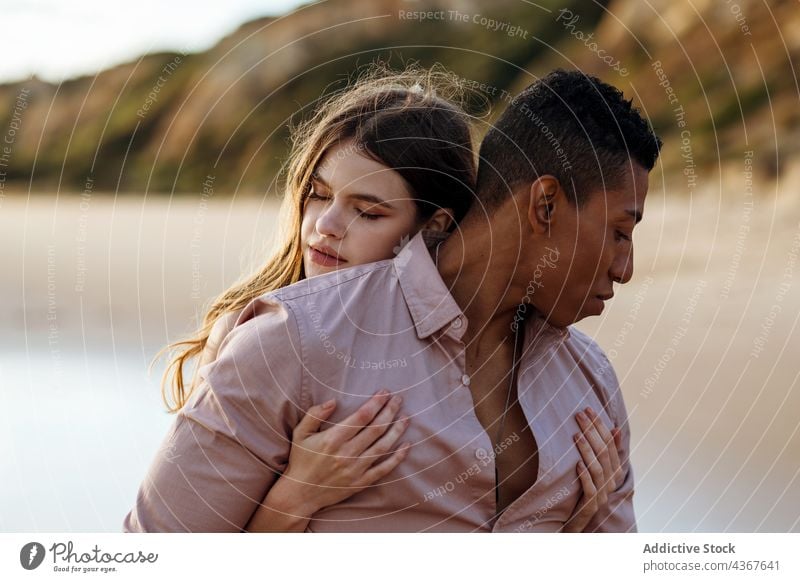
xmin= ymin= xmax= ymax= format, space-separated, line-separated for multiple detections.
xmin=300 ymin=139 xmax=423 ymax=278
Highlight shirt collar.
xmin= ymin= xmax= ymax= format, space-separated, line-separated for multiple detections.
xmin=392 ymin=230 xmax=572 ymax=343
xmin=393 ymin=229 xmax=466 ymax=340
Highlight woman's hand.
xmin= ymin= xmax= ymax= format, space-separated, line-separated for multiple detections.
xmin=245 ymin=390 xmax=411 ymax=532
xmin=561 ymin=407 xmax=624 ymax=532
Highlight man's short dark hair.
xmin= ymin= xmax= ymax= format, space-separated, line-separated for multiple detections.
xmin=475 ymin=69 xmax=662 ymax=209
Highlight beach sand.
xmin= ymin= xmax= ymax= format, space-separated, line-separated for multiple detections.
xmin=1 ymin=187 xmax=797 ymax=532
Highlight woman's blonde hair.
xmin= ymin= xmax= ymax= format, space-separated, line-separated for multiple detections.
xmin=155 ymin=64 xmax=480 ymax=413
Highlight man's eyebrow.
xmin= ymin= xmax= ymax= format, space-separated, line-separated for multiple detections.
xmin=626 ymin=209 xmax=643 ymax=224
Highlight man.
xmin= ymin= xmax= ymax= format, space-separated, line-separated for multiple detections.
xmin=124 ymin=69 xmax=661 ymax=532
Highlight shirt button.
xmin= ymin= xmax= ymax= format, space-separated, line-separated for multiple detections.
xmin=461 ymin=374 xmax=471 ymax=386
xmin=475 ymin=447 xmax=488 ymax=460
xmin=451 ymin=318 xmax=463 ymax=329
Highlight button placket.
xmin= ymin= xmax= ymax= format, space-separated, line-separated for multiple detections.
xmin=492 ymin=352 xmax=551 ymax=532
xmin=444 ymin=318 xmax=498 ymax=524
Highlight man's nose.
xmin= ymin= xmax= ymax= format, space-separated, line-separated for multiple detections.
xmin=610 ymin=247 xmax=634 ymax=284
xmin=315 ymin=204 xmax=346 ymax=239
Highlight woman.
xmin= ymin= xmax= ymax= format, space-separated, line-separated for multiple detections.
xmin=151 ymin=67 xmax=622 ymax=533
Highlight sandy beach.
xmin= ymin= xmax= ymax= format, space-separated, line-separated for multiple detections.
xmin=1 ymin=185 xmax=798 ymax=532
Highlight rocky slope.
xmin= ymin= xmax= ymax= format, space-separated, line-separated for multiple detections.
xmin=0 ymin=0 xmax=794 ymax=194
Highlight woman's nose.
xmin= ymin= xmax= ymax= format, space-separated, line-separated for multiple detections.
xmin=315 ymin=203 xmax=346 ymax=239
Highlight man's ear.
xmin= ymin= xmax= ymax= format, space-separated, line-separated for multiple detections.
xmin=527 ymin=175 xmax=562 ymax=235
xmin=421 ymin=208 xmax=454 ymax=233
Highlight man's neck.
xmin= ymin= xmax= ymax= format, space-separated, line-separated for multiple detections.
xmin=436 ymin=212 xmax=529 ymax=347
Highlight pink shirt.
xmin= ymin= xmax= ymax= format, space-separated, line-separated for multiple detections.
xmin=123 ymin=231 xmax=636 ymax=533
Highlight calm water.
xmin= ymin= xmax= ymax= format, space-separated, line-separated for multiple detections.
xmin=2 ymin=194 xmax=798 ymax=532
xmin=1 ymin=349 xmax=172 ymax=531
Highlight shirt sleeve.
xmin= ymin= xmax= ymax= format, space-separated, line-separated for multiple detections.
xmin=580 ymin=350 xmax=637 ymax=533
xmin=123 ymin=297 xmax=308 ymax=532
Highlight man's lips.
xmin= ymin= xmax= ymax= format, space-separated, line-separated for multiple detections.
xmin=588 ymin=292 xmax=614 ymax=314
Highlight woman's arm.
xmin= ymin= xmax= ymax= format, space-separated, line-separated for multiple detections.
xmin=124 ymin=302 xmax=305 ymax=532
xmin=190 ymin=310 xmax=242 ymax=389
xmin=244 ymin=392 xmax=411 ymax=532
xmin=197 ymin=311 xmax=411 ymax=533
xmin=186 ymin=310 xmax=317 ymax=532
xmin=243 ymin=476 xmax=318 ymax=532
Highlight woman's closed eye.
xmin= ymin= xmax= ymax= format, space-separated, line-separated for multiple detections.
xmin=307 ymin=189 xmax=331 ymax=202
xmin=356 ymin=207 xmax=382 ymax=220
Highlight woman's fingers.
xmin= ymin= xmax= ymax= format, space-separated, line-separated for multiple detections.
xmin=578 ymin=462 xmax=600 ymax=531
xmin=292 ymin=399 xmax=338 ymax=440
xmin=278 ymin=393 xmax=413 ymax=513
xmin=578 ymin=412 xmax=614 ymax=489
xmin=586 ymin=408 xmax=623 ymax=491
xmin=585 ymin=408 xmax=615 ymax=449
xmin=562 ymin=461 xmax=598 ymax=532
xmin=573 ymin=432 xmax=608 ymax=508
xmin=327 ymin=390 xmax=393 ymax=443
xmin=566 ymin=409 xmax=624 ymax=531
xmin=586 ymin=408 xmax=621 ymax=480
xmin=347 ymin=394 xmax=404 ymax=456
xmin=577 ymin=409 xmax=615 ymax=494
xmin=611 ymin=427 xmax=624 ymax=488
xmin=576 ymin=461 xmax=598 ymax=515
xmin=360 ymin=415 xmax=410 ymax=462
xmin=357 ymin=442 xmax=411 ymax=487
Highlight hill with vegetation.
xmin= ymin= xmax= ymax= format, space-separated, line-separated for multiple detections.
xmin=0 ymin=0 xmax=795 ymax=195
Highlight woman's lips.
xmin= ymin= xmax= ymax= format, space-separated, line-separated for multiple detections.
xmin=309 ymin=246 xmax=345 ymax=267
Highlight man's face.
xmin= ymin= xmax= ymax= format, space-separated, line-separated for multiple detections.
xmin=529 ymin=163 xmax=650 ymax=327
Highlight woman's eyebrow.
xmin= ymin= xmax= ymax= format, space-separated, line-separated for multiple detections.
xmin=310 ymin=174 xmax=328 ymax=188
xmin=348 ymin=193 xmax=396 ymax=210
xmin=311 ymin=173 xmax=396 ymax=209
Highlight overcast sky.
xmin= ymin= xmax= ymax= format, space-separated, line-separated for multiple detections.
xmin=0 ymin=0 xmax=309 ymax=83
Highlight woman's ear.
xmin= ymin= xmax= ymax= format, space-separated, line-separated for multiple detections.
xmin=528 ymin=176 xmax=561 ymax=235
xmin=421 ymin=208 xmax=454 ymax=233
